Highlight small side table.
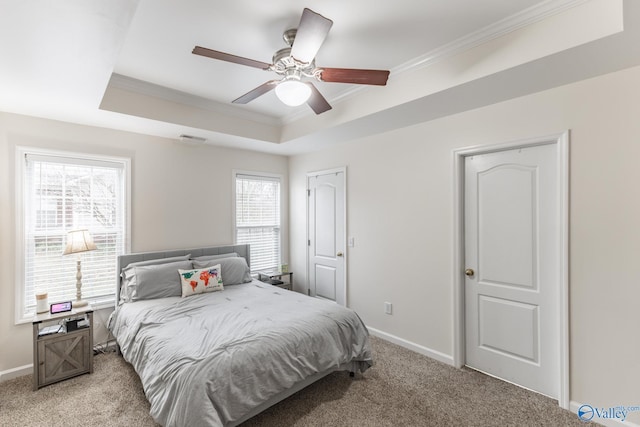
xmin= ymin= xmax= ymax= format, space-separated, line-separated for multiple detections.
xmin=32 ymin=305 xmax=93 ymax=390
xmin=258 ymin=270 xmax=293 ymax=291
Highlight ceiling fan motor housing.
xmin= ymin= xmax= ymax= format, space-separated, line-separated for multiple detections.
xmin=272 ymin=42 xmax=317 ymax=79
xmin=283 ymin=28 xmax=297 ymax=46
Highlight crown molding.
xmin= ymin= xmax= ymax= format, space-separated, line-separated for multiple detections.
xmin=281 ymin=0 xmax=590 ymax=125
xmin=392 ymin=0 xmax=591 ymax=76
xmin=110 ymin=0 xmax=592 ymax=127
xmin=107 ymin=73 xmax=283 ymax=126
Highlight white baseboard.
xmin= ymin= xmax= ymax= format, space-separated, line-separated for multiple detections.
xmin=367 ymin=326 xmax=455 ymax=366
xmin=570 ymin=401 xmax=640 ymax=426
xmin=0 ymin=364 xmax=32 ymax=382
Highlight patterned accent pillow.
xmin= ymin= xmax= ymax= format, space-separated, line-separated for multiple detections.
xmin=178 ymin=265 xmax=224 ymax=298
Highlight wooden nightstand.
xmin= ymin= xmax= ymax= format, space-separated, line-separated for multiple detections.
xmin=32 ymin=305 xmax=93 ymax=390
xmin=258 ymin=270 xmax=293 ymax=291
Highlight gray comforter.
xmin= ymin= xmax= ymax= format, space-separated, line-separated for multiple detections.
xmin=109 ymin=280 xmax=372 ymax=426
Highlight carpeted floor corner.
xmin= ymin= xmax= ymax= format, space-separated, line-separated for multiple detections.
xmin=0 ymin=349 xmax=157 ymax=427
xmin=0 ymin=336 xmax=584 ymax=426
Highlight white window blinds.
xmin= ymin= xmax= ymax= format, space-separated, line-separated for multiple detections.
xmin=235 ymin=174 xmax=281 ymax=272
xmin=20 ymin=151 xmax=128 ymax=319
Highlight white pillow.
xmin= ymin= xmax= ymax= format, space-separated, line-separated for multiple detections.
xmin=178 ymin=265 xmax=224 ymax=298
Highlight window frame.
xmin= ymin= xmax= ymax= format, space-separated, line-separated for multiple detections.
xmin=15 ymin=146 xmax=131 ymax=324
xmin=231 ymin=170 xmax=283 ymax=273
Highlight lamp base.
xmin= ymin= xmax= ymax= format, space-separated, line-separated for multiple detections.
xmin=73 ymin=299 xmax=88 ymax=308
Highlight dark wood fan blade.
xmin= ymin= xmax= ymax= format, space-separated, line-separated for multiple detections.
xmin=305 ymin=82 xmax=332 ymax=114
xmin=192 ymin=46 xmax=271 ymax=70
xmin=290 ymin=8 xmax=333 ymax=64
xmin=320 ymin=68 xmax=390 ymax=86
xmin=233 ymin=80 xmax=279 ymax=104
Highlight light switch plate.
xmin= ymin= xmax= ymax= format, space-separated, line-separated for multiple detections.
xmin=384 ymin=302 xmax=392 ymax=315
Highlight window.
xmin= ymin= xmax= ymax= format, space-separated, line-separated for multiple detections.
xmin=234 ymin=173 xmax=281 ymax=272
xmin=16 ymin=148 xmax=130 ymax=322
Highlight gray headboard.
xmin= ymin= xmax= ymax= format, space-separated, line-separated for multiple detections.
xmin=116 ymin=244 xmax=250 ymax=303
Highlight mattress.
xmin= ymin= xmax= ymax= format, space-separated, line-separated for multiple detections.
xmin=109 ymin=280 xmax=372 ymax=426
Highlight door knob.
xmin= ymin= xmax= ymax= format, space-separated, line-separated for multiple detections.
xmin=465 ymin=268 xmax=475 ymax=277
xmin=337 ymin=252 xmax=344 ymax=257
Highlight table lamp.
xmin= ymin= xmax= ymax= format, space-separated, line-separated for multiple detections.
xmin=63 ymin=229 xmax=97 ymax=308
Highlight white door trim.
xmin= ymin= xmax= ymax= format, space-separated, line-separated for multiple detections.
xmin=306 ymin=167 xmax=348 ymax=306
xmin=452 ymin=132 xmax=569 ymax=409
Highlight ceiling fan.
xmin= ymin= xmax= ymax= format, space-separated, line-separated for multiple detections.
xmin=192 ymin=8 xmax=390 ymax=115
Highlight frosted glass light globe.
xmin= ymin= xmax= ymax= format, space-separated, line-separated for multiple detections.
xmin=275 ymin=80 xmax=311 ymax=106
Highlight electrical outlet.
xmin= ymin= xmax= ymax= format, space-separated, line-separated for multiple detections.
xmin=384 ymin=302 xmax=392 ymax=315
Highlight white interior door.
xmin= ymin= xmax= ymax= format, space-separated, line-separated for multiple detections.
xmin=464 ymin=144 xmax=559 ymax=398
xmin=307 ymin=170 xmax=345 ymax=305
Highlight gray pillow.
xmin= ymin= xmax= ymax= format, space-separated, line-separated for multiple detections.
xmin=191 ymin=252 xmax=238 ymax=262
xmin=126 ymin=254 xmax=191 ymax=268
xmin=124 ymin=260 xmax=193 ymax=302
xmin=120 ymin=255 xmax=191 ymax=303
xmin=192 ymin=257 xmax=251 ymax=285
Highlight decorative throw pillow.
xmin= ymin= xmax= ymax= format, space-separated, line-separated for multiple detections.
xmin=178 ymin=265 xmax=224 ymax=298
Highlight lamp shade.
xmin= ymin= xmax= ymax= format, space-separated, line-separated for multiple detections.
xmin=63 ymin=229 xmax=97 ymax=255
xmin=275 ymin=79 xmax=311 ymax=106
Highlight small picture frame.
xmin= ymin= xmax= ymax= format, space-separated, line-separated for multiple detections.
xmin=281 ymin=264 xmax=289 ymax=273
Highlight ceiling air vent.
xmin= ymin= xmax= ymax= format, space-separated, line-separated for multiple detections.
xmin=178 ymin=134 xmax=207 ymax=145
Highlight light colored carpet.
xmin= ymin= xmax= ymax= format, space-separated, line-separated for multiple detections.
xmin=0 ymin=336 xmax=583 ymax=426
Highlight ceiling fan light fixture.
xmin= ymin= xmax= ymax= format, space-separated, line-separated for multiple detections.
xmin=193 ymin=8 xmax=389 ymax=114
xmin=275 ymin=79 xmax=311 ymax=106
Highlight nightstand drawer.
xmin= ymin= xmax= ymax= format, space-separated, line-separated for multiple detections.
xmin=37 ymin=329 xmax=92 ymax=387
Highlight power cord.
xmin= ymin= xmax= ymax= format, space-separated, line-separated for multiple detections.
xmin=92 ymin=309 xmax=117 ymax=355
xmin=93 ymin=340 xmax=117 ymax=355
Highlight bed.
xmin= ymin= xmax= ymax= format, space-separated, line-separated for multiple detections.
xmin=108 ymin=244 xmax=372 ymax=426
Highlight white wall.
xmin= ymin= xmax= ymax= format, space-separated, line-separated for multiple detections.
xmin=2 ymin=63 xmax=638 ymax=421
xmin=289 ymin=65 xmax=640 ymax=420
xmin=0 ymin=113 xmax=288 ymax=372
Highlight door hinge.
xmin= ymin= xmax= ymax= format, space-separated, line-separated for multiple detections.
xmin=308 ymin=239 xmax=311 ymax=246
xmin=307 ymin=189 xmax=311 ymax=196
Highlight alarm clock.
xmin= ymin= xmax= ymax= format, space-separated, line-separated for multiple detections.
xmin=50 ymin=301 xmax=72 ymax=314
